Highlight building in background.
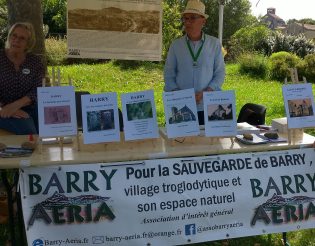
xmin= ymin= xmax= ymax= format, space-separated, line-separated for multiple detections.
xmin=261 ymin=8 xmax=286 ymax=30
xmin=284 ymin=22 xmax=315 ymax=39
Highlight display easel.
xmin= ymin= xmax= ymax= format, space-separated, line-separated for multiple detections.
xmin=285 ymin=68 xmax=307 ymax=144
xmin=38 ymin=67 xmax=80 ymax=153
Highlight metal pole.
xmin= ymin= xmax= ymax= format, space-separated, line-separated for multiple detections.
xmin=218 ymin=4 xmax=224 ymax=44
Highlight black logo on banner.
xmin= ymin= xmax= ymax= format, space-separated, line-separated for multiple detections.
xmin=251 ymin=193 xmax=315 ymax=226
xmin=28 ymin=192 xmax=115 ymax=227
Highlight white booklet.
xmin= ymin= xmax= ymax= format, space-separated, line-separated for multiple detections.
xmin=121 ymin=90 xmax=159 ymax=141
xmin=163 ymin=88 xmax=200 ymax=138
xmin=282 ymin=83 xmax=315 ymax=129
xmin=237 ymin=122 xmax=261 ymax=134
xmin=81 ymin=93 xmax=120 ymax=144
xmin=203 ymin=90 xmax=237 ymax=137
xmin=37 ymin=86 xmax=77 ymax=137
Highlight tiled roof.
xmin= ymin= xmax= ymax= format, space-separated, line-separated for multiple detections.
xmin=296 ymin=23 xmax=315 ymax=31
xmin=267 ymin=13 xmax=285 ymax=21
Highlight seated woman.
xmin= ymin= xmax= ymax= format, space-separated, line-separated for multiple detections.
xmin=0 ymin=22 xmax=45 ymax=134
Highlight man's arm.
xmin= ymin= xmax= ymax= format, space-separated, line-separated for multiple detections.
xmin=164 ymin=43 xmax=180 ymax=92
xmin=207 ymin=40 xmax=225 ymax=91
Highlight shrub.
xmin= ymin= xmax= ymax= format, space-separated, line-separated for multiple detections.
xmin=45 ymin=37 xmax=67 ymax=65
xmin=291 ymin=35 xmax=315 ymax=58
xmin=228 ymin=25 xmax=271 ymax=61
xmin=238 ymin=52 xmax=268 ymax=78
xmin=263 ymin=32 xmax=315 ymax=58
xmin=229 ymin=27 xmax=315 ymax=61
xmin=299 ymin=53 xmax=315 ymax=83
xmin=268 ymin=51 xmax=302 ymax=81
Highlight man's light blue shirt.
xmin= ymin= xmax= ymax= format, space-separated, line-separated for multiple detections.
xmin=164 ymin=33 xmax=225 ymax=111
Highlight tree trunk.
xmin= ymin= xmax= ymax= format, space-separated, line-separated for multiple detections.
xmin=7 ymin=0 xmax=46 ymax=67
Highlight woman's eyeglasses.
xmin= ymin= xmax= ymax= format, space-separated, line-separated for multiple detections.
xmin=10 ymin=33 xmax=28 ymax=42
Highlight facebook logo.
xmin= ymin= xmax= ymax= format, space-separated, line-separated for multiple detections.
xmin=32 ymin=239 xmax=44 ymax=246
xmin=185 ymin=224 xmax=196 ymax=235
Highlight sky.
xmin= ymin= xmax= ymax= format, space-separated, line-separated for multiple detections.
xmin=248 ymin=0 xmax=315 ymax=21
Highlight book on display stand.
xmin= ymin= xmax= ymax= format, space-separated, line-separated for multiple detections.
xmin=282 ymin=68 xmax=315 ymax=144
xmin=37 ymin=67 xmax=80 ymax=153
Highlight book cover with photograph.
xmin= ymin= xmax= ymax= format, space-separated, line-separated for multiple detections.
xmin=81 ymin=93 xmax=120 ymax=144
xmin=121 ymin=90 xmax=158 ymax=141
xmin=37 ymin=86 xmax=77 ymax=137
xmin=163 ymin=88 xmax=200 ymax=138
xmin=282 ymin=83 xmax=315 ymax=129
xmin=203 ymin=90 xmax=237 ymax=137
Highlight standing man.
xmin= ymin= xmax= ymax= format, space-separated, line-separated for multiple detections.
xmin=164 ymin=0 xmax=225 ymax=125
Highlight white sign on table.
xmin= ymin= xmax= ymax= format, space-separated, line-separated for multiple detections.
xmin=163 ymin=88 xmax=200 ymax=138
xmin=121 ymin=90 xmax=159 ymax=141
xmin=37 ymin=86 xmax=77 ymax=137
xmin=203 ymin=90 xmax=237 ymax=137
xmin=282 ymin=83 xmax=315 ymax=129
xmin=81 ymin=93 xmax=120 ymax=144
xmin=20 ymin=148 xmax=315 ymax=246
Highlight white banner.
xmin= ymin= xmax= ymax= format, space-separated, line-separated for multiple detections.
xmin=20 ymin=148 xmax=315 ymax=246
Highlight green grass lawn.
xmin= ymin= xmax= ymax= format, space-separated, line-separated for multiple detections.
xmin=57 ymin=61 xmax=315 ymax=130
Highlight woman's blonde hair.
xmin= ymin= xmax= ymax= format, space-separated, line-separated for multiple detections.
xmin=5 ymin=22 xmax=36 ymax=53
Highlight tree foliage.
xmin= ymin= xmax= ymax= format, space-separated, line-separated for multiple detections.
xmin=162 ymin=0 xmax=182 ymax=59
xmin=287 ymin=18 xmax=315 ymax=25
xmin=299 ymin=18 xmax=315 ymax=25
xmin=0 ymin=0 xmax=8 ymax=48
xmin=42 ymin=0 xmax=66 ymax=35
xmin=228 ymin=25 xmax=271 ymax=60
xmin=204 ymin=0 xmax=257 ymax=44
xmin=163 ymin=0 xmax=257 ymax=58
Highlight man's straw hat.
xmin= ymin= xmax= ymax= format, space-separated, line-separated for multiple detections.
xmin=182 ymin=0 xmax=209 ymax=19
